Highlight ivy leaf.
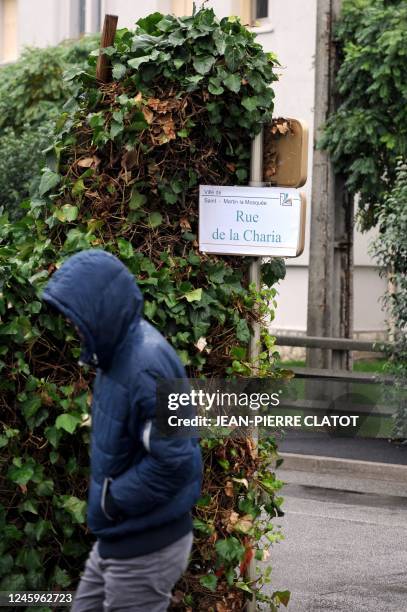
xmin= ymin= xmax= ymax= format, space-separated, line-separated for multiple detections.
xmin=208 ymin=78 xmax=224 ymax=95
xmin=218 ymin=458 xmax=230 ymax=470
xmin=54 ymin=567 xmax=72 ymax=588
xmin=55 ymin=413 xmax=82 ymax=434
xmin=177 ymin=349 xmax=191 ymax=366
xmin=193 ymin=55 xmax=216 ymax=75
xmin=110 ymin=121 xmax=123 ymax=139
xmin=3 ymin=524 xmax=23 ymax=541
xmin=0 ymin=555 xmax=13 ymax=576
xmin=185 ymin=74 xmax=204 ymax=90
xmin=168 ymin=30 xmax=185 ymax=46
xmin=36 ymin=479 xmax=54 ymax=496
xmin=184 ymin=288 xmax=202 ymax=303
xmin=196 ymin=493 xmax=211 ymax=507
xmin=230 ymin=346 xmax=246 ymax=360
xmin=273 ymin=590 xmax=291 ymax=607
xmin=173 ymin=58 xmax=185 ymax=69
xmin=213 ymin=29 xmax=226 ymax=55
xmin=61 ymin=495 xmax=87 ymax=524
xmin=148 ymin=212 xmax=163 ymax=228
xmin=16 ymin=548 xmax=42 ymax=570
xmin=262 ymin=258 xmax=286 ymax=286
xmin=156 ymin=16 xmax=175 ymax=32
xmin=112 ymin=63 xmax=127 ymax=80
xmin=44 ymin=425 xmax=62 ymax=449
xmin=224 ymin=45 xmax=244 ymax=72
xmin=130 ymin=111 xmax=148 ymax=131
xmin=177 ymin=128 xmax=189 ymax=137
xmin=241 ymin=96 xmax=259 ymax=112
xmin=144 ymin=300 xmax=157 ymax=320
xmin=199 ymin=574 xmax=217 ymax=592
xmin=27 ymin=519 xmax=51 ymax=542
xmin=129 ymin=189 xmax=147 ymax=210
xmin=215 ymin=537 xmax=245 ymax=564
xmin=236 ymin=168 xmax=247 ymax=182
xmin=136 ymin=12 xmax=164 ymax=35
xmin=236 ymin=319 xmax=250 ymax=342
xmin=193 ymin=518 xmax=214 ymax=536
xmin=223 ymin=73 xmax=241 ymax=93
xmin=247 ymin=70 xmax=264 ymax=92
xmin=8 ymin=462 xmax=34 ymax=486
xmin=39 ymin=170 xmax=60 ymax=196
xmin=128 ymin=55 xmax=151 ymax=70
xmin=55 ymin=204 xmax=79 ymax=222
xmin=117 ymin=238 xmax=134 ymax=259
xmin=21 ymin=395 xmax=42 ymax=420
xmin=236 ymin=581 xmax=253 ymax=593
xmin=19 ymin=499 xmax=38 ymax=515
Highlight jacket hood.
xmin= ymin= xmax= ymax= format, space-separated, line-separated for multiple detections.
xmin=42 ymin=249 xmax=143 ymax=369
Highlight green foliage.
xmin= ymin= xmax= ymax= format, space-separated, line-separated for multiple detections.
xmin=371 ymin=161 xmax=407 ymax=438
xmin=0 ymin=37 xmax=99 ymax=218
xmin=0 ymin=124 xmax=51 ymax=219
xmin=320 ymin=0 xmax=407 ymax=230
xmin=0 ymin=9 xmax=287 ymax=609
xmin=0 ymin=38 xmax=98 ymax=131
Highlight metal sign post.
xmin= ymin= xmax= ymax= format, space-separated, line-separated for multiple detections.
xmin=249 ymin=128 xmax=264 ymax=361
xmin=246 ymin=129 xmax=264 ymax=612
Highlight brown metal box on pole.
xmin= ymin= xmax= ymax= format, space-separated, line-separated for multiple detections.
xmin=263 ymin=118 xmax=308 ymax=188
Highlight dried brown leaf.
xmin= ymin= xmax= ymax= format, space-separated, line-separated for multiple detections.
xmin=224 ymin=480 xmax=234 ymax=497
xmin=142 ymin=107 xmax=154 ymax=124
xmin=78 ymin=156 xmax=100 ymax=168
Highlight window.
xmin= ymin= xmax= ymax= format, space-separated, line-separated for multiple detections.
xmin=238 ymin=1 xmax=270 ymax=26
xmin=256 ymin=0 xmax=269 ymax=20
xmin=71 ymin=0 xmax=102 ymax=37
xmin=1 ymin=0 xmax=17 ymax=62
xmin=79 ymin=0 xmax=86 ymax=35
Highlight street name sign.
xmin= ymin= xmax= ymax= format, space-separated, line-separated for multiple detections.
xmin=199 ymin=185 xmax=306 ymax=258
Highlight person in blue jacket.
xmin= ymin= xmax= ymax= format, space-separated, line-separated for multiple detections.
xmin=42 ymin=249 xmax=202 ymax=612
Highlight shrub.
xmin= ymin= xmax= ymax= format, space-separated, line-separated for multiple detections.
xmin=0 ymin=9 xmax=288 ymax=610
xmin=371 ymin=161 xmax=407 ymax=439
xmin=320 ymin=0 xmax=407 ymax=230
xmin=0 ymin=38 xmax=99 ymax=218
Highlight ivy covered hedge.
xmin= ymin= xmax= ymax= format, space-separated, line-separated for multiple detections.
xmin=320 ymin=0 xmax=407 ymax=230
xmin=0 ymin=9 xmax=288 ymax=610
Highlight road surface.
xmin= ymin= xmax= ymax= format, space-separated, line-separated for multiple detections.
xmin=263 ymin=481 xmax=407 ymax=611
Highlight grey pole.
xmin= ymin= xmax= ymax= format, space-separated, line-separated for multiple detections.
xmin=249 ymin=128 xmax=264 ymax=357
xmin=246 ymin=128 xmax=264 ymax=612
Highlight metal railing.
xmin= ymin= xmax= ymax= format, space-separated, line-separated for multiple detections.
xmin=274 ymin=334 xmax=389 ymax=352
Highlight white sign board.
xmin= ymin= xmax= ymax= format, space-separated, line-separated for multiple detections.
xmin=199 ymin=185 xmax=306 ymax=257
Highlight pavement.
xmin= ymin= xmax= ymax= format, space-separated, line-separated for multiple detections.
xmin=258 ymin=434 xmax=407 ymax=611
xmin=262 ymin=481 xmax=407 ymax=611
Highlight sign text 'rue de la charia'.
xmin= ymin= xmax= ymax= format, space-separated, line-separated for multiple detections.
xmin=199 ymin=185 xmax=306 ymax=258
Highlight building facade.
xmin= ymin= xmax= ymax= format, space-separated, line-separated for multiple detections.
xmin=0 ymin=0 xmax=387 ymax=343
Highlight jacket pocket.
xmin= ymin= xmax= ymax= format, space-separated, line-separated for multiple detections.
xmin=88 ymin=478 xmax=118 ymax=532
xmin=101 ymin=477 xmax=115 ymax=521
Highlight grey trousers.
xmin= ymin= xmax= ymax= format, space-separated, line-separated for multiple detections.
xmin=71 ymin=532 xmax=193 ymax=612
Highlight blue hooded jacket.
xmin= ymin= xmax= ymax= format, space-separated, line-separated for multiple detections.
xmin=42 ymin=249 xmax=202 ymax=558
